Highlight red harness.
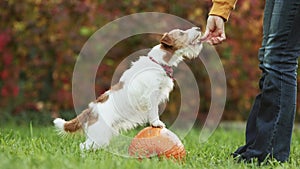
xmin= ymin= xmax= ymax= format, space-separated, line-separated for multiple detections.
xmin=149 ymin=56 xmax=174 ymax=81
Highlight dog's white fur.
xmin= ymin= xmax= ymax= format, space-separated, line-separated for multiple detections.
xmin=54 ymin=27 xmax=203 ymax=150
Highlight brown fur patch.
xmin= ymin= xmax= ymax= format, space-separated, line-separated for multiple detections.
xmin=111 ymin=81 xmax=124 ymax=91
xmin=160 ymin=32 xmax=183 ymax=63
xmin=161 ymin=30 xmax=188 ymax=51
xmin=164 ymin=53 xmax=173 ymax=63
xmin=64 ymin=108 xmax=97 ymax=132
xmin=160 ymin=45 xmax=176 ymax=63
xmin=87 ymin=112 xmax=99 ymax=126
xmin=96 ymin=93 xmax=109 ymax=103
xmin=95 ymin=81 xmax=124 ymax=103
xmin=160 ymin=33 xmax=174 ymax=47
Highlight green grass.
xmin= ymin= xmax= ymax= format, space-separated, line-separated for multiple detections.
xmin=1 ymin=124 xmax=300 ymax=169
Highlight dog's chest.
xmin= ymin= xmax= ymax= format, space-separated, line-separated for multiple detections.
xmin=120 ymin=57 xmax=174 ymax=100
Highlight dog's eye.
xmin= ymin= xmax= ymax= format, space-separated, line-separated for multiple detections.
xmin=179 ymin=32 xmax=184 ymax=36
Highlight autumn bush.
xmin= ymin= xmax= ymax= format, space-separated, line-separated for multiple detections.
xmin=0 ymin=0 xmax=299 ymax=124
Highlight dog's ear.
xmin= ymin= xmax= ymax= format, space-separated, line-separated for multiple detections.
xmin=160 ymin=33 xmax=174 ymax=47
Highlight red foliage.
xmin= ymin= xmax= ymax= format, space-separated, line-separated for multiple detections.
xmin=0 ymin=31 xmax=11 ymax=52
xmin=1 ymin=0 xmax=298 ymax=122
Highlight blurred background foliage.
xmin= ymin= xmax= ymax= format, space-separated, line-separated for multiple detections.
xmin=0 ymin=0 xmax=299 ymax=125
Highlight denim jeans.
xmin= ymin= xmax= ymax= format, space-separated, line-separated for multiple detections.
xmin=233 ymin=0 xmax=300 ymax=162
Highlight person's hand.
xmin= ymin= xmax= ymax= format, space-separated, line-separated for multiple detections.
xmin=201 ymin=15 xmax=226 ymax=45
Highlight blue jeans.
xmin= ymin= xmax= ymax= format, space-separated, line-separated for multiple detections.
xmin=233 ymin=0 xmax=300 ymax=162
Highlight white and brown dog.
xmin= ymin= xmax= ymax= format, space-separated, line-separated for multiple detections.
xmin=53 ymin=27 xmax=203 ymax=150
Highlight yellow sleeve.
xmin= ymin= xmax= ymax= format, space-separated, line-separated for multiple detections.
xmin=209 ymin=0 xmax=238 ymax=21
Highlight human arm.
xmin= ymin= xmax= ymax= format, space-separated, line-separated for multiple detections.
xmin=201 ymin=0 xmax=238 ymax=45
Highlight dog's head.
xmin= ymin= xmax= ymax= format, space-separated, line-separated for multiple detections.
xmin=159 ymin=27 xmax=203 ymax=66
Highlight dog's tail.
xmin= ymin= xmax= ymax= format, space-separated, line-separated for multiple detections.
xmin=53 ymin=107 xmax=95 ymax=133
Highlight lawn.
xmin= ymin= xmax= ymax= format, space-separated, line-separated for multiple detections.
xmin=1 ymin=123 xmax=300 ymax=169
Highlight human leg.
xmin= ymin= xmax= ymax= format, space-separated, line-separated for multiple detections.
xmin=233 ymin=0 xmax=300 ymax=162
xmin=232 ymin=0 xmax=275 ymax=156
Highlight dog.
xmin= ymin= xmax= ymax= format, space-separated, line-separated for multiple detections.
xmin=53 ymin=27 xmax=203 ymax=150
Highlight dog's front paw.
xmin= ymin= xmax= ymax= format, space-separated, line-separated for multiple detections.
xmin=80 ymin=140 xmax=99 ymax=151
xmin=151 ymin=120 xmax=166 ymax=128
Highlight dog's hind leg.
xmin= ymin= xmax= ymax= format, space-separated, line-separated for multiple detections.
xmin=53 ymin=108 xmax=98 ymax=133
xmin=80 ymin=116 xmax=118 ymax=150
